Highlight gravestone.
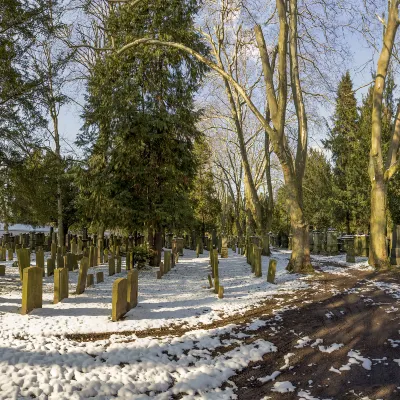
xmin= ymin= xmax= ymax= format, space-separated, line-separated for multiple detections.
xmin=221 ymin=237 xmax=228 ymax=258
xmin=218 ymin=286 xmax=224 ymax=299
xmin=112 ymin=278 xmax=128 ymax=321
xmin=267 ymin=259 xmax=277 ymax=284
xmin=0 ymin=265 xmax=5 ymax=276
xmin=76 ymin=257 xmax=89 ymax=295
xmin=47 ymin=258 xmax=55 ymax=277
xmin=96 ymin=271 xmax=104 ymax=284
xmin=17 ymin=248 xmax=30 ymax=281
xmin=7 ymin=247 xmax=13 ymax=261
xmin=21 ymin=266 xmax=42 ymax=314
xmin=164 ymin=250 xmax=171 ymax=272
xmin=36 ymin=249 xmax=44 ymax=275
xmin=127 ymin=269 xmax=138 ymax=310
xmin=176 ymin=238 xmax=184 ymax=256
xmin=254 ymin=247 xmax=262 ymax=277
xmin=391 ymin=225 xmax=400 ymax=266
xmin=344 ymin=236 xmax=356 ymax=263
xmin=109 ymin=256 xmax=115 ymax=276
xmin=51 ymin=242 xmax=57 ymax=260
xmin=213 ymin=251 xmax=219 ymax=294
xmin=54 ymin=267 xmax=68 ymax=304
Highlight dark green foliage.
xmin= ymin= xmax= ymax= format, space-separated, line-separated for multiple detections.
xmin=189 ymin=139 xmax=221 ymax=236
xmin=324 ymin=72 xmax=371 ymax=233
xmin=303 ymin=149 xmax=333 ymax=229
xmin=77 ymin=0 xmax=208 ymax=233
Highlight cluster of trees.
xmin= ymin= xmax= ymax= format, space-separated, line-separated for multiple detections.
xmin=2 ymin=0 xmax=400 ymax=271
xmin=0 ymin=0 xmax=221 ymax=259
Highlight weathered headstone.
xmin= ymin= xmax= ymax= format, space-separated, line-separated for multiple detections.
xmin=116 ymin=256 xmax=122 ymax=273
xmin=213 ymin=251 xmax=219 ymax=294
xmin=344 ymin=236 xmax=356 ymax=263
xmin=218 ymin=286 xmax=224 ymax=299
xmin=64 ymin=253 xmax=73 ymax=271
xmin=254 ymin=247 xmax=262 ymax=277
xmin=176 ymin=237 xmax=184 ymax=256
xmin=221 ymin=237 xmax=228 ymax=258
xmin=76 ymin=257 xmax=89 ymax=295
xmin=17 ymin=248 xmax=30 ymax=281
xmin=127 ymin=269 xmax=138 ymax=310
xmin=164 ymin=250 xmax=171 ymax=272
xmin=0 ymin=265 xmax=5 ymax=276
xmin=21 ymin=266 xmax=42 ymax=314
xmin=51 ymin=242 xmax=57 ymax=260
xmin=109 ymin=256 xmax=115 ymax=276
xmin=47 ymin=258 xmax=55 ymax=277
xmin=96 ymin=271 xmax=104 ymax=284
xmin=267 ymin=259 xmax=277 ymax=284
xmin=112 ymin=278 xmax=128 ymax=321
xmin=54 ymin=267 xmax=68 ymax=304
xmin=36 ymin=249 xmax=44 ymax=275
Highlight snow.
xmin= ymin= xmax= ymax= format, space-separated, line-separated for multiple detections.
xmin=0 ymin=249 xmax=310 ymax=337
xmin=318 ymin=343 xmax=343 ymax=353
xmin=298 ymin=390 xmax=332 ymax=400
xmin=271 ymin=381 xmax=296 ymax=392
xmin=258 ymin=370 xmax=281 ymax=383
xmin=0 ymin=248 xmax=381 ymax=398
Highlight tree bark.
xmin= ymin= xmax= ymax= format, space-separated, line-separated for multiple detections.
xmin=369 ymin=0 xmax=399 ymax=269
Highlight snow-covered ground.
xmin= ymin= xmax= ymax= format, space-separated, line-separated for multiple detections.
xmin=0 ymin=249 xmax=378 ymax=399
xmin=0 ymin=249 xmax=312 ymax=336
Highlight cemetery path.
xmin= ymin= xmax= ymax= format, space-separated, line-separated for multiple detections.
xmin=231 ymin=267 xmax=400 ymax=400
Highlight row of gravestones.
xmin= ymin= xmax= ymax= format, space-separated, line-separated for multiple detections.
xmin=17 ymin=250 xmax=139 ymax=321
xmin=156 ymin=250 xmax=174 ymax=279
xmin=246 ymin=242 xmax=277 ymax=283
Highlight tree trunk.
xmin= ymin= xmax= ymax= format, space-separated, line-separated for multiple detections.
xmin=285 ymin=175 xmax=313 ymax=273
xmin=369 ymin=0 xmax=399 ymax=269
xmin=369 ymin=179 xmax=389 ymax=268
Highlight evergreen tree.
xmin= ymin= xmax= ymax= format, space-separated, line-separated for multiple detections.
xmin=324 ymin=71 xmax=359 ymax=233
xmin=303 ymin=149 xmax=333 ymax=229
xmin=77 ymin=0 xmax=207 ymax=264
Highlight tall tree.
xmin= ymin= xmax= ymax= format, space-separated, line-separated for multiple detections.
xmin=368 ymin=0 xmax=400 ymax=269
xmin=324 ymin=72 xmax=359 ymax=233
xmin=77 ymin=0 xmax=207 ymax=264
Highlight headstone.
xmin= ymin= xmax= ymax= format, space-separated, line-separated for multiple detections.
xmin=96 ymin=271 xmax=104 ymax=284
xmin=21 ymin=266 xmax=42 ymax=314
xmin=36 ymin=249 xmax=45 ymax=275
xmin=112 ymin=278 xmax=128 ymax=321
xmin=64 ymin=253 xmax=73 ymax=271
xmin=176 ymin=238 xmax=184 ymax=256
xmin=17 ymin=248 xmax=30 ymax=281
xmin=156 ymin=270 xmax=162 ymax=279
xmin=116 ymin=256 xmax=122 ymax=273
xmin=218 ymin=286 xmax=224 ymax=299
xmin=164 ymin=250 xmax=171 ymax=272
xmin=76 ymin=257 xmax=89 ymax=295
xmin=213 ymin=251 xmax=219 ymax=294
xmin=221 ymin=237 xmax=228 ymax=258
xmin=51 ymin=242 xmax=57 ymax=260
xmin=326 ymin=229 xmax=338 ymax=255
xmin=344 ymin=236 xmax=356 ymax=263
xmin=47 ymin=258 xmax=55 ymax=277
xmin=54 ymin=267 xmax=68 ymax=304
xmin=127 ymin=269 xmax=138 ymax=310
xmin=267 ymin=259 xmax=277 ymax=284
xmin=86 ymin=273 xmax=94 ymax=287
xmin=0 ymin=265 xmax=5 ymax=276
xmin=254 ymin=247 xmax=262 ymax=277
xmin=109 ymin=256 xmax=115 ymax=276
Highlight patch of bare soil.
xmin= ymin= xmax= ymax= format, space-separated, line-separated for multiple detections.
xmin=232 ymin=269 xmax=400 ymax=400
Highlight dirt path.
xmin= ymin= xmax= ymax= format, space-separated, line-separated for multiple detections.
xmin=232 ymin=268 xmax=400 ymax=400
